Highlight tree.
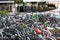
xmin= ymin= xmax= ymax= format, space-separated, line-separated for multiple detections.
xmin=14 ymin=0 xmax=23 ymax=4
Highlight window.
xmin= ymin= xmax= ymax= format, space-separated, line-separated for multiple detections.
xmin=7 ymin=5 xmax=12 ymax=12
xmin=0 ymin=4 xmax=7 ymax=11
xmin=0 ymin=3 xmax=12 ymax=12
xmin=17 ymin=6 xmax=24 ymax=12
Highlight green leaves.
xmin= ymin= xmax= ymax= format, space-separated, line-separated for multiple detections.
xmin=0 ymin=10 xmax=8 ymax=16
xmin=14 ymin=0 xmax=23 ymax=4
xmin=34 ymin=14 xmax=39 ymax=20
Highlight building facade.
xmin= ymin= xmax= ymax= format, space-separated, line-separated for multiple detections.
xmin=0 ymin=0 xmax=14 ymax=12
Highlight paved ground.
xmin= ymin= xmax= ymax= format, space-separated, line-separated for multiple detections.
xmin=0 ymin=28 xmax=3 ymax=32
xmin=9 ymin=12 xmax=16 ymax=15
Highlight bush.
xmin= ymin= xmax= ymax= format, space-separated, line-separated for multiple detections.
xmin=0 ymin=10 xmax=8 ymax=16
